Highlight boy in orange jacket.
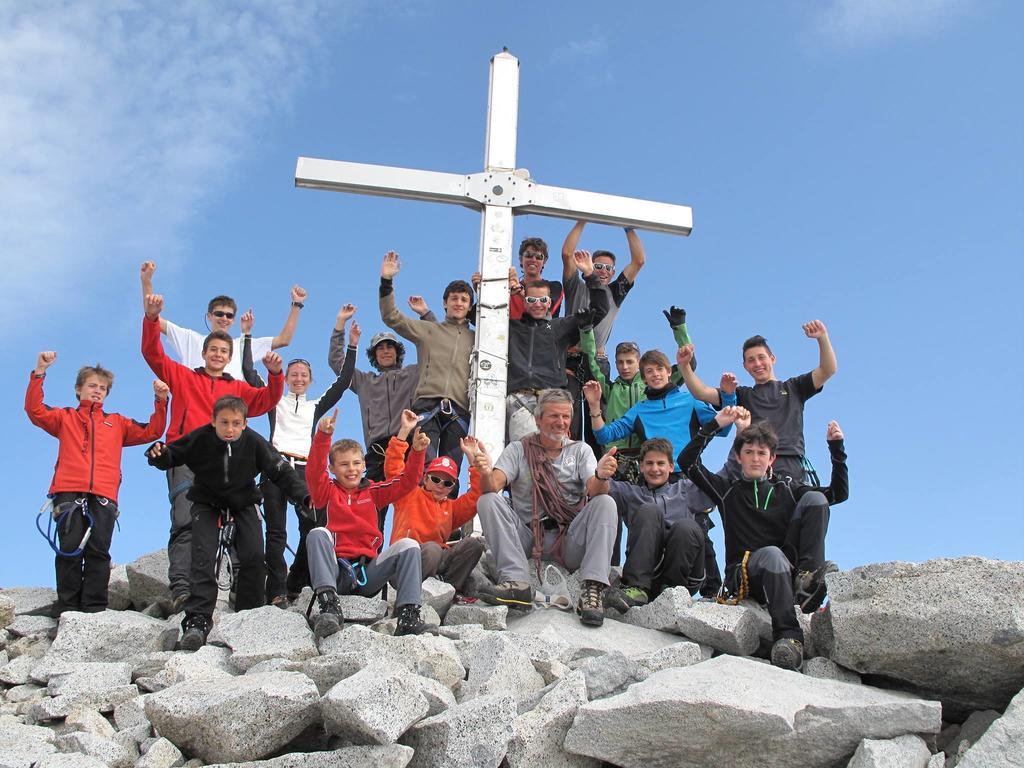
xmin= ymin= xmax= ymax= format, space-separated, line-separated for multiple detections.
xmin=305 ymin=408 xmax=434 ymax=639
xmin=386 ymin=409 xmax=484 ymax=600
xmin=25 ymin=351 xmax=169 ymax=614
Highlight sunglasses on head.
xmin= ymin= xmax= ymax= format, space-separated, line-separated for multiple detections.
xmin=211 ymin=310 xmax=235 ymax=319
xmin=426 ymin=474 xmax=456 ymax=488
xmin=287 ymin=358 xmax=311 ymax=370
xmin=593 ymin=263 xmax=614 ymax=272
xmin=524 ymin=295 xmax=551 ymax=305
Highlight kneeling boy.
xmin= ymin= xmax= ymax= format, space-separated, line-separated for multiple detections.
xmin=146 ymin=396 xmax=309 ymax=650
xmin=305 ymin=408 xmax=434 ymax=639
xmin=678 ymin=408 xmax=848 ymax=670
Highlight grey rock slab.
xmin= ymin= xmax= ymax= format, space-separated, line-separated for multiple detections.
xmin=125 ymin=550 xmax=172 ymax=610
xmin=577 ymin=651 xmax=643 ymax=700
xmin=135 ymin=736 xmax=184 ymax=768
xmin=804 ymin=657 xmax=862 ymax=685
xmin=318 ymin=624 xmax=465 ymax=689
xmin=321 ymin=664 xmax=430 ymax=744
xmin=29 ymin=684 xmax=139 ymax=720
xmin=401 ymin=693 xmax=516 ymax=768
xmin=206 ymin=606 xmax=317 ymax=672
xmin=5 ymin=683 xmax=46 ymax=703
xmin=142 ymin=645 xmax=235 ymax=690
xmin=672 ymin=599 xmax=769 ymax=656
xmin=112 ymin=696 xmax=150 ymax=730
xmin=563 ymin=655 xmax=942 ymax=768
xmin=846 ymin=734 xmax=932 ymax=767
xmin=444 ymin=604 xmax=508 ymax=630
xmin=957 ymin=686 xmax=1024 ymax=768
xmin=6 ymin=634 xmax=53 ymax=661
xmin=945 ymin=708 xmax=1001 ymax=761
xmin=202 ymin=745 xmax=415 ymax=768
xmin=64 ymin=706 xmax=116 ymax=738
xmin=421 ymin=578 xmax=456 ymax=620
xmin=0 ymin=595 xmax=15 ymax=630
xmin=143 ymin=670 xmax=320 ymax=763
xmin=106 ymin=565 xmax=132 ymax=612
xmin=0 ymin=654 xmax=39 ymax=685
xmin=507 ymin=671 xmax=599 ymax=768
xmin=926 ymin=755 xmax=944 ymax=768
xmin=32 ymin=612 xmax=177 ymax=683
xmin=48 ymin=662 xmax=133 ymax=696
xmin=506 ymin=607 xmax=680 ymax=659
xmin=35 ymin=755 xmax=107 ymax=768
xmin=459 ymin=633 xmax=545 ymax=703
xmin=0 ymin=717 xmax=57 ymax=767
xmin=335 ymin=595 xmax=390 ymax=622
xmin=407 ymin=674 xmax=457 ymax=716
xmin=6 ymin=615 xmax=58 ymax=638
xmin=817 ymin=557 xmax=1024 ymax=714
xmin=635 ymin=641 xmax=708 ymax=678
xmin=55 ymin=732 xmax=136 ymax=768
xmin=297 ymin=655 xmax=358 ymax=695
xmin=619 ymin=586 xmax=692 ymax=632
xmin=0 ymin=587 xmax=58 ymax=618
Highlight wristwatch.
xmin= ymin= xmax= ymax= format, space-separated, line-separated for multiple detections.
xmin=291 ymin=301 xmax=305 ymax=309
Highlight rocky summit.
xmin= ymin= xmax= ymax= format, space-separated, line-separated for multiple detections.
xmin=0 ymin=555 xmax=1021 ymax=768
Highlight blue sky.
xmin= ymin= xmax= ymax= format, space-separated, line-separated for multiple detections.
xmin=3 ymin=1 xmax=1021 ymax=588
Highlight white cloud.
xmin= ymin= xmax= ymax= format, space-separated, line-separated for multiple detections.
xmin=0 ymin=1 xmax=348 ymax=327
xmin=814 ymin=0 xmax=973 ymax=46
xmin=548 ymin=33 xmax=609 ymax=64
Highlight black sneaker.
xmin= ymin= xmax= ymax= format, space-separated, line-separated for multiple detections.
xmin=394 ymin=604 xmax=438 ymax=637
xmin=793 ymin=561 xmax=839 ymax=613
xmin=477 ymin=580 xmax=535 ymax=609
xmin=179 ymin=613 xmax=211 ymax=651
xmin=770 ymin=638 xmax=804 ymax=670
xmin=312 ymin=588 xmax=344 ymax=639
xmin=602 ymin=585 xmax=649 ymax=614
xmin=577 ymin=580 xmax=606 ymax=627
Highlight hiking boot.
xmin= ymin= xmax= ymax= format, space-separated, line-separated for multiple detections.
xmin=793 ymin=561 xmax=839 ymax=613
xmin=269 ymin=595 xmax=289 ymax=609
xmin=477 ymin=580 xmax=535 ymax=609
xmin=394 ymin=604 xmax=438 ymax=637
xmin=170 ymin=592 xmax=190 ymax=615
xmin=179 ymin=613 xmax=211 ymax=651
xmin=602 ymin=585 xmax=649 ymax=614
xmin=770 ymin=638 xmax=804 ymax=670
xmin=312 ymin=588 xmax=344 ymax=640
xmin=577 ymin=580 xmax=606 ymax=627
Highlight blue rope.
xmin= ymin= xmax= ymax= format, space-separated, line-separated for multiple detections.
xmin=36 ymin=498 xmax=94 ymax=558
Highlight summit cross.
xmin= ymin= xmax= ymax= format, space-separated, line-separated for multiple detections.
xmin=295 ymin=48 xmax=693 ymax=458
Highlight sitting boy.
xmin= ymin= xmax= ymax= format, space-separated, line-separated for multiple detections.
xmin=146 ymin=396 xmax=310 ymax=650
xmin=304 ymin=408 xmax=434 ymax=639
xmin=26 ymin=352 xmax=168 ymax=614
xmin=678 ymin=407 xmax=848 ymax=670
xmin=385 ymin=410 xmax=485 ymax=599
xmin=601 ymin=438 xmax=713 ymax=613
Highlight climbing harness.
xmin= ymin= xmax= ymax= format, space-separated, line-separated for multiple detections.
xmin=214 ymin=508 xmax=236 ymax=592
xmin=35 ymin=497 xmax=98 ymax=558
xmin=716 ymin=550 xmax=751 ymax=606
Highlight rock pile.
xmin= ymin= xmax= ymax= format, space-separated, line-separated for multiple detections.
xmin=0 ymin=553 xmax=1020 ymax=767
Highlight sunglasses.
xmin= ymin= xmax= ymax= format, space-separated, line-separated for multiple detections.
xmin=521 ymin=252 xmax=546 ymax=261
xmin=287 ymin=358 xmax=311 ymax=371
xmin=426 ymin=474 xmax=455 ymax=488
xmin=210 ymin=310 xmax=235 ymax=319
xmin=593 ymin=263 xmax=615 ymax=272
xmin=524 ymin=296 xmax=551 ymax=305
xmin=615 ymin=342 xmax=640 ymax=355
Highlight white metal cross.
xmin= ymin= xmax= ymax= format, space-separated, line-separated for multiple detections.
xmin=295 ymin=49 xmax=693 ymax=459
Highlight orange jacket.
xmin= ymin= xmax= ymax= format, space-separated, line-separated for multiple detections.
xmin=385 ymin=436 xmax=480 ymax=547
xmin=25 ymin=372 xmax=168 ymax=502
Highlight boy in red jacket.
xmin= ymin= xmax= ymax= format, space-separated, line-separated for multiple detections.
xmin=386 ymin=409 xmax=484 ymax=599
xmin=142 ymin=293 xmax=285 ymax=610
xmin=305 ymin=408 xmax=433 ymax=639
xmin=25 ymin=351 xmax=169 ymax=614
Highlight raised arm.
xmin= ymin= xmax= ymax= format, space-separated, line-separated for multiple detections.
xmin=473 ymin=441 xmax=508 ymax=495
xmin=271 ymin=285 xmax=308 ymax=350
xmin=621 ymin=227 xmax=646 ymax=283
xmin=561 ymin=220 xmax=587 ymax=282
xmin=122 ymin=381 xmax=170 ymax=445
xmin=677 ymin=407 xmax=738 ymax=502
xmin=378 ymin=251 xmax=423 ymax=342
xmin=312 ymin=321 xmax=358 ymax=437
xmin=327 ymin=303 xmax=356 ymax=375
xmin=796 ymin=420 xmax=848 ymax=505
xmin=239 ymin=311 xmax=265 ymax=388
xmin=579 ymin=326 xmax=610 ymax=398
xmin=139 ymin=262 xmax=169 ymax=333
xmin=804 ymin=320 xmax=837 ymax=389
xmin=676 ymin=345 xmax=720 ymax=406
xmin=141 ymin=295 xmax=185 ymax=387
xmin=371 ymin=428 xmax=427 ymax=507
xmin=307 ymin=412 xmax=337 ymax=508
xmin=25 ymin=352 xmax=62 ymax=435
xmin=241 ymin=352 xmax=284 ymax=417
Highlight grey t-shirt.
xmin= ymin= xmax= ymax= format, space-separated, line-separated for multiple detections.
xmin=494 ymin=439 xmax=598 ymax=526
xmin=724 ymin=372 xmax=821 ymax=457
xmin=564 ymin=271 xmax=633 ymax=354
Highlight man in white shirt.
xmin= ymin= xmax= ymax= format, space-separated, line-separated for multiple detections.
xmin=139 ymin=261 xmax=307 ymax=380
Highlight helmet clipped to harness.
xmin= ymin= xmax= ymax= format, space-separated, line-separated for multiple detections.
xmin=366 ymin=331 xmax=406 ymax=371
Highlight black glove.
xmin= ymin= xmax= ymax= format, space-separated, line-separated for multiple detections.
xmin=574 ymin=306 xmax=598 ymax=330
xmin=663 ymin=306 xmax=687 ymax=328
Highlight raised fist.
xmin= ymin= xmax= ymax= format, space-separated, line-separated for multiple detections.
xmin=663 ymin=306 xmax=687 ymax=328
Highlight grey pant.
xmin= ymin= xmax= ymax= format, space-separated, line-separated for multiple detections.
xmin=476 ymin=492 xmax=617 ymax=585
xmin=306 ymin=528 xmax=423 ymax=607
xmin=166 ymin=465 xmax=195 ymax=599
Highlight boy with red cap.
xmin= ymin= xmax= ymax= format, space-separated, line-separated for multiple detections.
xmin=385 ymin=410 xmax=485 ymax=599
xmin=25 ymin=351 xmax=169 ymax=614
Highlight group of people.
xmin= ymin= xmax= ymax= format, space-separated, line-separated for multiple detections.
xmin=26 ymin=220 xmax=845 ymax=669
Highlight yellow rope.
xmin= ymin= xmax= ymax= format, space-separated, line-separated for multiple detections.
xmin=717 ymin=550 xmax=751 ymax=605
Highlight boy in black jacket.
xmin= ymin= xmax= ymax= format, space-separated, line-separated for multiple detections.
xmin=678 ymin=407 xmax=848 ymax=671
xmin=147 ymin=396 xmax=310 ymax=650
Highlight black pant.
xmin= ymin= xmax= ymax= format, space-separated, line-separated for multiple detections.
xmin=413 ymin=398 xmax=468 ymax=470
xmin=365 ymin=436 xmax=393 ymax=536
xmin=52 ymin=493 xmax=118 ymax=614
xmin=621 ymin=503 xmax=705 ymax=594
xmin=260 ymin=463 xmax=310 ymax=601
xmin=185 ymin=503 xmax=265 ymax=620
xmin=286 ymin=504 xmax=326 ymax=596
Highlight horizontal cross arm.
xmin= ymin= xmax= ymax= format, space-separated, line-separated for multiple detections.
xmin=295 ymin=158 xmax=478 ymax=209
xmin=514 ymin=183 xmax=693 ymax=236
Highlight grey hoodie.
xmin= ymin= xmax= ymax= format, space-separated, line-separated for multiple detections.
xmin=608 ymin=474 xmax=712 ymax=527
